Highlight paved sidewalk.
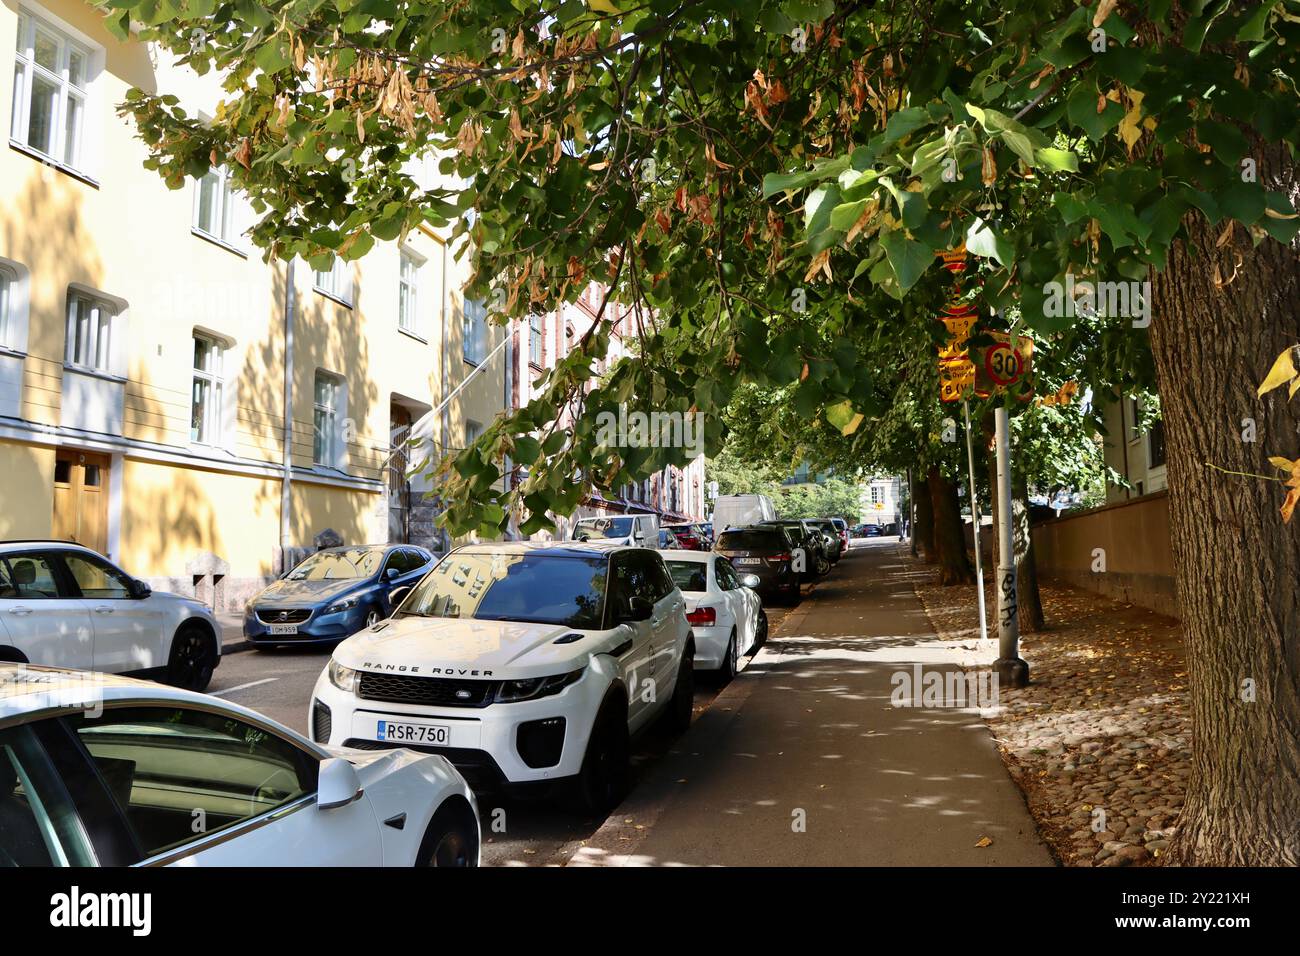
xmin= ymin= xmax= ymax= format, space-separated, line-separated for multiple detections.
xmin=570 ymin=541 xmax=1054 ymax=866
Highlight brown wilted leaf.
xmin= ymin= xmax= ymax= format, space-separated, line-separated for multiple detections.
xmin=975 ymin=836 xmax=993 ymax=848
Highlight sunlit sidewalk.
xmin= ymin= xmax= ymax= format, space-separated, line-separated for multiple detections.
xmin=569 ymin=540 xmax=1054 ymax=866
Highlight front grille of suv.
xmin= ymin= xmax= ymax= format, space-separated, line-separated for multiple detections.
xmin=357 ymin=671 xmax=497 ymax=708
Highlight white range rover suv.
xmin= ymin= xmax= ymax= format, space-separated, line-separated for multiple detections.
xmin=310 ymin=542 xmax=695 ymax=813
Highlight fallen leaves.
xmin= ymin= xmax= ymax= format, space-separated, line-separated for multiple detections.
xmin=975 ymin=836 xmax=993 ymax=848
xmin=1257 ymin=346 xmax=1298 ymax=397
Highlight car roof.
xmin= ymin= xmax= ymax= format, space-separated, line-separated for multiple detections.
xmin=451 ymin=540 xmax=627 ymax=559
xmin=0 ymin=540 xmax=102 ymax=554
xmin=0 ymin=665 xmax=313 ymax=751
xmin=659 ymin=548 xmax=711 ymax=561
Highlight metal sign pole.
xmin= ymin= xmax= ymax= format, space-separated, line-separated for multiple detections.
xmin=962 ymin=400 xmax=988 ymax=643
xmin=993 ymin=406 xmax=1029 ymax=687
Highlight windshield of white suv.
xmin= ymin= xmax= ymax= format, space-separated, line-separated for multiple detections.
xmin=572 ymin=517 xmax=634 ymax=540
xmin=396 ymin=551 xmax=608 ymax=628
xmin=286 ymin=548 xmax=384 ymax=581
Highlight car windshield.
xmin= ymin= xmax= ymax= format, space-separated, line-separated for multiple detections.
xmin=716 ymin=530 xmax=786 ymax=550
xmin=286 ymin=548 xmax=383 ymax=580
xmin=665 ymin=560 xmax=708 ymax=592
xmin=573 ymin=517 xmax=633 ymax=540
xmin=396 ymin=551 xmax=608 ymax=628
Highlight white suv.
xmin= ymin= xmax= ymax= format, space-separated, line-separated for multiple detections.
xmin=0 ymin=541 xmax=221 ymax=690
xmin=310 ymin=542 xmax=694 ymax=813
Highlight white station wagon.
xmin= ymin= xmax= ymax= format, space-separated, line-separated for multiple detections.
xmin=0 ymin=664 xmax=479 ymax=866
xmin=0 ymin=541 xmax=221 ymax=690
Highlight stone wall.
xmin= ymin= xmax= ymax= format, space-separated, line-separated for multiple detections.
xmin=1030 ymin=491 xmax=1177 ymax=619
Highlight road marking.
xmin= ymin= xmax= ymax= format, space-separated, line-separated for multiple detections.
xmin=210 ymin=678 xmax=278 ymax=697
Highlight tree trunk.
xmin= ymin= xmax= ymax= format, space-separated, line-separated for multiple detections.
xmin=914 ymin=469 xmax=936 ymax=563
xmin=1149 ymin=141 xmax=1300 ymax=865
xmin=928 ymin=465 xmax=974 ymax=585
xmin=1013 ymin=472 xmax=1045 ymax=633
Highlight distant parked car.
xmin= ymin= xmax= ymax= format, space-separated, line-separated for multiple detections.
xmin=829 ymin=518 xmax=851 ymax=553
xmin=713 ymin=526 xmax=801 ymax=603
xmin=658 ymin=527 xmax=682 ymax=549
xmin=571 ymin=514 xmax=659 ymax=548
xmin=661 ymin=550 xmax=766 ymax=682
xmin=759 ymin=519 xmax=831 ymax=578
xmin=0 ymin=664 xmax=479 ymax=866
xmin=866 ymin=524 xmax=883 ymax=537
xmin=663 ymin=524 xmax=706 ymax=550
xmin=244 ymin=544 xmax=435 ymax=648
xmin=711 ymin=494 xmax=777 ymax=532
xmin=807 ymin=519 xmax=844 ymax=563
xmin=0 ymin=540 xmax=221 ymax=691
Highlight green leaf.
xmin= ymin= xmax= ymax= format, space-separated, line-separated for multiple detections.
xmin=762 ymin=156 xmax=851 ymax=199
xmin=879 ymin=230 xmax=932 ymax=292
xmin=965 ymin=218 xmax=1015 ymax=266
xmin=1034 ymin=147 xmax=1079 ymax=172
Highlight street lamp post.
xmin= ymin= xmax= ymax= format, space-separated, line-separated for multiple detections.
xmin=993 ymin=405 xmax=1029 ymax=687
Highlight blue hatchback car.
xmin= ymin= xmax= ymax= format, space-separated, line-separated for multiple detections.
xmin=244 ymin=544 xmax=435 ymax=647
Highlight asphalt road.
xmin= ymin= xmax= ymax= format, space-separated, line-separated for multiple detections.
xmin=205 ymin=569 xmax=824 ymax=866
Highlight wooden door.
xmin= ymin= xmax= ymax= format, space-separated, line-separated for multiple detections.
xmin=52 ymin=450 xmax=110 ymax=555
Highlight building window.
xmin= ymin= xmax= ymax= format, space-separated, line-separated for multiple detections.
xmin=313 ymin=372 xmax=343 ymax=467
xmin=463 ymin=298 xmax=488 ymax=364
xmin=465 ymin=419 xmax=482 ymax=449
xmin=10 ymin=9 xmax=91 ymax=170
xmin=313 ymin=258 xmax=353 ymax=306
xmin=0 ymin=265 xmax=12 ymax=347
xmin=529 ymin=315 xmax=544 ymax=366
xmin=193 ymin=166 xmax=243 ymax=247
xmin=65 ymin=291 xmax=113 ymax=372
xmin=398 ymin=250 xmax=422 ymax=336
xmin=1148 ymin=417 xmax=1167 ymax=469
xmin=191 ymin=333 xmax=225 ymax=446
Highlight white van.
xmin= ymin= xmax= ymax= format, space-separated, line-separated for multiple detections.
xmin=711 ymin=494 xmax=777 ymax=532
xmin=570 ymin=513 xmax=660 ymax=548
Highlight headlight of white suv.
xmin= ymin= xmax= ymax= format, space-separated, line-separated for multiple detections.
xmin=328 ymin=659 xmax=360 ymax=693
xmin=496 ymin=668 xmax=585 ymax=703
xmin=325 ymin=596 xmax=359 ymax=615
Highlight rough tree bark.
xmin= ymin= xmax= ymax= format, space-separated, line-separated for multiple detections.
xmin=1150 ymin=141 xmax=1300 ymax=866
xmin=914 ymin=469 xmax=936 ymax=563
xmin=928 ymin=465 xmax=974 ymax=585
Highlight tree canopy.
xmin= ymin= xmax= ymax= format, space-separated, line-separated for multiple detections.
xmin=105 ymin=0 xmax=1300 ymax=537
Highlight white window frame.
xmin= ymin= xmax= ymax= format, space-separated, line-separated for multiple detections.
xmin=465 ymin=418 xmax=483 ymax=450
xmin=65 ymin=290 xmax=116 ymax=374
xmin=0 ymin=263 xmax=16 ymax=350
xmin=192 ymin=165 xmax=246 ymax=250
xmin=398 ymin=248 xmax=423 ymax=337
xmin=313 ymin=258 xmax=354 ymax=307
xmin=190 ymin=332 xmax=227 ymax=447
xmin=313 ymin=370 xmax=346 ymax=469
xmin=528 ymin=314 xmax=544 ymax=367
xmin=462 ymin=298 xmax=488 ymax=365
xmin=10 ymin=6 xmax=98 ymax=176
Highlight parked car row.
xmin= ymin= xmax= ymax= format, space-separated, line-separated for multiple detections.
xmin=2 ymin=534 xmax=783 ymax=867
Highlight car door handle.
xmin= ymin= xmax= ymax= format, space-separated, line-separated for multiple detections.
xmin=93 ymin=606 xmax=115 ymax=614
xmin=7 ymin=607 xmax=32 ymax=616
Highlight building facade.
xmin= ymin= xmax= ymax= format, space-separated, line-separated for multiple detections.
xmin=861 ymin=475 xmax=902 ymax=528
xmin=505 ymin=285 xmax=708 ymax=540
xmin=0 ymin=0 xmax=507 ymax=610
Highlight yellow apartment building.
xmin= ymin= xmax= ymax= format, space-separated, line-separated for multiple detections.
xmin=0 ymin=0 xmax=508 ymax=611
